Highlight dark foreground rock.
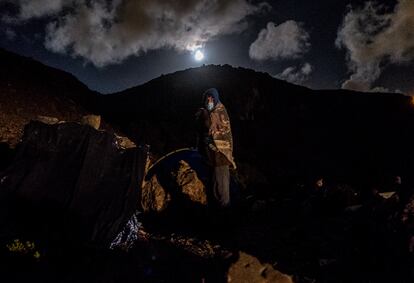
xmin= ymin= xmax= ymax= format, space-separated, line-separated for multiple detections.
xmin=0 ymin=142 xmax=14 ymax=171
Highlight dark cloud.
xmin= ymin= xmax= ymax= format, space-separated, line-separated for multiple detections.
xmin=336 ymin=0 xmax=414 ymax=92
xmin=3 ymin=0 xmax=268 ymax=67
xmin=4 ymin=27 xmax=16 ymax=40
xmin=249 ymin=20 xmax=310 ymax=61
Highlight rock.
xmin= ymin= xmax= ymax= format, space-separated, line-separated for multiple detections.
xmin=259 ymin=266 xmax=268 ymax=277
xmin=81 ymin=114 xmax=101 ymax=130
xmin=227 ymin=252 xmax=293 ymax=283
xmin=141 ymin=152 xmax=208 ymax=213
xmin=35 ymin=115 xmax=60 ymax=124
xmin=173 ymin=160 xmax=208 ymax=205
xmin=114 ymin=133 xmax=136 ymax=149
xmin=141 ymin=158 xmax=209 ymax=213
xmin=141 ymin=174 xmax=171 ymax=212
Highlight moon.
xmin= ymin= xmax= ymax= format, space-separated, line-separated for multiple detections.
xmin=194 ymin=50 xmax=204 ymax=61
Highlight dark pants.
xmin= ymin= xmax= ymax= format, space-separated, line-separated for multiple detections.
xmin=212 ymin=165 xmax=230 ymax=208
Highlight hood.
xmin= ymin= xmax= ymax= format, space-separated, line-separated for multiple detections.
xmin=202 ymin=88 xmax=221 ymax=109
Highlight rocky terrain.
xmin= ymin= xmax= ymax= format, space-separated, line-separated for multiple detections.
xmin=0 ymin=49 xmax=99 ymax=147
xmin=1 ymin=48 xmax=414 ymax=282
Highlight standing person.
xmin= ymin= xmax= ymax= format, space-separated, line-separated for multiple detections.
xmin=195 ymin=88 xmax=236 ymax=208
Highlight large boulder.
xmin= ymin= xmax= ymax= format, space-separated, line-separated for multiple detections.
xmin=81 ymin=114 xmax=101 ymax=130
xmin=0 ymin=120 xmax=148 ymax=246
xmin=141 ymin=149 xmax=238 ymax=215
xmin=227 ymin=252 xmax=294 ymax=283
xmin=141 ymin=149 xmax=209 ymax=213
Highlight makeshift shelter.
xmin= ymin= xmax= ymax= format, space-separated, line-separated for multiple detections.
xmin=142 ymin=148 xmax=239 ymax=214
xmin=0 ymin=121 xmax=147 ymax=246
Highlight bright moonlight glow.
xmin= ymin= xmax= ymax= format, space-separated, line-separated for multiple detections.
xmin=194 ymin=50 xmax=204 ymax=61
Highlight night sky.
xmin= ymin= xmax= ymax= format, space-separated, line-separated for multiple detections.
xmin=1 ymin=0 xmax=413 ymax=94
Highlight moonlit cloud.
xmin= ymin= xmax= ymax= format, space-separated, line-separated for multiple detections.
xmin=370 ymin=86 xmax=403 ymax=94
xmin=274 ymin=63 xmax=313 ymax=85
xmin=18 ymin=0 xmax=74 ymax=20
xmin=249 ymin=20 xmax=310 ymax=61
xmin=336 ymin=0 xmax=414 ymax=92
xmin=3 ymin=0 xmax=269 ymax=67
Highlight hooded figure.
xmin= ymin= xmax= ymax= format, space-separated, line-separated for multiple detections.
xmin=196 ymin=88 xmax=235 ymax=208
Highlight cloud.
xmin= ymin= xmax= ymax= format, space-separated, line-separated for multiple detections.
xmin=4 ymin=28 xmax=16 ymax=40
xmin=4 ymin=0 xmax=269 ymax=67
xmin=274 ymin=63 xmax=313 ymax=85
xmin=249 ymin=20 xmax=310 ymax=61
xmin=0 ymin=0 xmax=74 ymax=22
xmin=336 ymin=0 xmax=414 ymax=92
xmin=19 ymin=0 xmax=74 ymax=20
xmin=370 ymin=86 xmax=403 ymax=94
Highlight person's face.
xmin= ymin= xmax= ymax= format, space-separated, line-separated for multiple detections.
xmin=316 ymin=178 xmax=324 ymax=188
xmin=395 ymin=176 xmax=402 ymax=185
xmin=207 ymin=96 xmax=214 ymax=104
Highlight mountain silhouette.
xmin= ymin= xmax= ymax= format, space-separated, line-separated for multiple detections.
xmin=2 ymin=47 xmax=414 ymax=188
xmin=98 ymin=64 xmax=414 ymax=188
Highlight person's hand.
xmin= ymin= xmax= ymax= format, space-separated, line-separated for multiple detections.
xmin=208 ymin=144 xmax=219 ymax=152
xmin=208 ymin=142 xmax=219 ymax=152
xmin=203 ymin=136 xmax=218 ymax=151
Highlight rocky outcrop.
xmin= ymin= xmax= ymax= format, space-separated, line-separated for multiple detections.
xmin=141 ymin=150 xmax=209 ymax=213
xmin=81 ymin=114 xmax=101 ymax=130
xmin=0 ymin=120 xmax=147 ymax=246
xmin=142 ymin=174 xmax=172 ymax=212
xmin=35 ymin=115 xmax=60 ymax=125
xmin=174 ymin=160 xmax=208 ymax=204
xmin=0 ymin=48 xmax=99 ymax=147
xmin=227 ymin=252 xmax=294 ymax=283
